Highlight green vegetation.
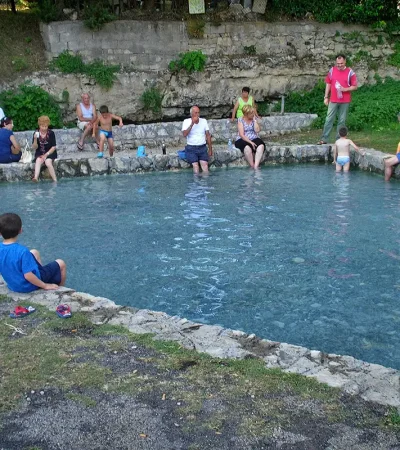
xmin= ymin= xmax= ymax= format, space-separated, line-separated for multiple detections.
xmin=140 ymin=87 xmax=163 ymax=114
xmin=0 ymin=296 xmax=397 ymax=444
xmin=83 ymin=1 xmax=116 ymax=31
xmin=268 ymin=126 xmax=400 ymax=154
xmin=35 ymin=0 xmax=62 ymax=23
xmin=276 ymin=77 xmax=400 ymax=132
xmin=0 ymin=84 xmax=62 ymax=131
xmin=0 ymin=11 xmax=47 ymax=80
xmin=51 ymin=51 xmax=120 ymax=89
xmin=268 ymin=0 xmax=398 ymax=24
xmin=169 ymin=50 xmax=207 ymax=74
xmin=388 ymin=41 xmax=400 ymax=68
xmin=187 ymin=17 xmax=205 ymax=39
xmin=384 ymin=407 xmax=400 ymax=428
xmin=243 ymin=45 xmax=257 ymax=55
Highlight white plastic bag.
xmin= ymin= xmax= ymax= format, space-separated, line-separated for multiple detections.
xmin=19 ymin=139 xmax=33 ymax=164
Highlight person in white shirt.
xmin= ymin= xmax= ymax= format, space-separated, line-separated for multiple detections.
xmin=0 ymin=107 xmax=5 ymax=122
xmin=76 ymin=93 xmax=98 ymax=151
xmin=182 ymin=105 xmax=213 ymax=174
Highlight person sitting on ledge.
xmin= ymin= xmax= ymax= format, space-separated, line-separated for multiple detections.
xmin=0 ymin=212 xmax=66 ymax=293
xmin=76 ymin=93 xmax=98 ymax=151
xmin=234 ymin=105 xmax=265 ymax=170
xmin=231 ymin=86 xmax=258 ymax=122
xmin=384 ymin=141 xmax=400 ymax=182
xmin=0 ymin=117 xmax=21 ymax=164
xmin=32 ymin=116 xmax=58 ymax=182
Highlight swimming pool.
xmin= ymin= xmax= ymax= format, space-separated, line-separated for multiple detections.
xmin=2 ymin=166 xmax=400 ymax=369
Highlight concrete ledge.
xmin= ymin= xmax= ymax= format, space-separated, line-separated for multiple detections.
xmin=0 ymin=144 xmax=331 ymax=182
xmin=1 ymin=142 xmax=398 ymax=182
xmin=1 ymin=279 xmax=398 ymax=407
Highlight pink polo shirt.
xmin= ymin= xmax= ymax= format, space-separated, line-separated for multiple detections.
xmin=325 ymin=66 xmax=357 ymax=103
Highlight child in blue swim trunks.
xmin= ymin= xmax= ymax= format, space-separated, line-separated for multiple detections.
xmin=333 ymin=126 xmax=365 ymax=173
xmin=384 ymin=141 xmax=400 ymax=181
xmin=94 ymin=105 xmax=123 ymax=157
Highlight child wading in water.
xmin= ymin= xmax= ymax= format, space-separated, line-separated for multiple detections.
xmin=93 ymin=105 xmax=123 ymax=157
xmin=333 ymin=126 xmax=365 ymax=173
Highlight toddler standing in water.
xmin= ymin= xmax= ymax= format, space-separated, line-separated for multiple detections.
xmin=333 ymin=126 xmax=365 ymax=173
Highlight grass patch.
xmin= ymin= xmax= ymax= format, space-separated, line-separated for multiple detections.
xmin=0 ymin=11 xmax=47 ymax=81
xmin=65 ymin=392 xmax=97 ymax=407
xmin=0 ymin=295 xmax=11 ymax=303
xmin=384 ymin=408 xmax=400 ymax=428
xmin=43 ymin=311 xmax=94 ymax=334
xmin=268 ymin=125 xmax=400 ymax=154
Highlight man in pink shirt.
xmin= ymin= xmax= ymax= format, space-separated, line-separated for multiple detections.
xmin=318 ymin=55 xmax=357 ymax=144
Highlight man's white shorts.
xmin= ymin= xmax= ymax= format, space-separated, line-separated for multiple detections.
xmin=77 ymin=120 xmax=91 ymax=131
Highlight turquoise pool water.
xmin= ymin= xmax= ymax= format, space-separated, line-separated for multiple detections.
xmin=2 ymin=166 xmax=400 ymax=369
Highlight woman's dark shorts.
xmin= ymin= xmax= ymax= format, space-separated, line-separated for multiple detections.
xmin=0 ymin=153 xmax=21 ymax=164
xmin=234 ymin=137 xmax=265 ymax=153
xmin=34 ymin=258 xmax=62 ymax=285
xmin=185 ymin=144 xmax=209 ymax=164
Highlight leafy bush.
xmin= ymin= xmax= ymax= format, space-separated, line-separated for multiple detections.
xmin=51 ymin=51 xmax=120 ymax=89
xmin=280 ymin=77 xmax=400 ymax=131
xmin=268 ymin=0 xmax=398 ymax=24
xmin=169 ymin=51 xmax=207 ymax=74
xmin=0 ymin=84 xmax=62 ymax=131
xmin=83 ymin=1 xmax=116 ymax=31
xmin=140 ymin=87 xmax=163 ymax=113
xmin=244 ymin=45 xmax=257 ymax=55
xmin=12 ymin=57 xmax=28 ymax=72
xmin=187 ymin=18 xmax=205 ymax=39
xmin=35 ymin=0 xmax=62 ymax=23
xmin=50 ymin=51 xmax=85 ymax=73
xmin=388 ymin=41 xmax=400 ymax=68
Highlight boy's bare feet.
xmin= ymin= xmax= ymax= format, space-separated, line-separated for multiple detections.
xmin=32 ymin=177 xmax=38 ymax=182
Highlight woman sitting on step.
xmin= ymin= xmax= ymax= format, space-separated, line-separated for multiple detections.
xmin=32 ymin=116 xmax=58 ymax=182
xmin=0 ymin=117 xmax=21 ymax=164
xmin=234 ymin=105 xmax=265 ymax=170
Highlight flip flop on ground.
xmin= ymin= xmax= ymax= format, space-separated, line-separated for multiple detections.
xmin=9 ymin=305 xmax=36 ymax=319
xmin=56 ymin=304 xmax=72 ymax=319
xmin=77 ymin=142 xmax=84 ymax=151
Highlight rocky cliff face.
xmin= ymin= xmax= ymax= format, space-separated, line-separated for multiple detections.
xmin=1 ymin=20 xmax=399 ymax=122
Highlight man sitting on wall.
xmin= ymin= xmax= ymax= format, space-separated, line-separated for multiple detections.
xmin=76 ymin=93 xmax=98 ymax=151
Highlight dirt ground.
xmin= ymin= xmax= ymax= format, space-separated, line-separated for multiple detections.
xmin=0 ymin=296 xmax=399 ymax=450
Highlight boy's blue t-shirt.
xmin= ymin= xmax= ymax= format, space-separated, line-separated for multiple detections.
xmin=0 ymin=242 xmax=40 ymax=293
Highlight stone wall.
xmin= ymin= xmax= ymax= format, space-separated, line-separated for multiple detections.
xmin=10 ymin=20 xmax=394 ymax=122
xmin=13 ymin=114 xmax=317 ymax=153
xmin=40 ymin=20 xmax=395 ymax=72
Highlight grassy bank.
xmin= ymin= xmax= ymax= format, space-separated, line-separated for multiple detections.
xmin=0 ymin=10 xmax=47 ymax=80
xmin=269 ymin=125 xmax=400 ymax=154
xmin=0 ymin=295 xmax=399 ymax=448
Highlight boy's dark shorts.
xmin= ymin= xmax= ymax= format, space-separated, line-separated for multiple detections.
xmin=185 ymin=144 xmax=209 ymax=164
xmin=35 ymin=258 xmax=62 ymax=285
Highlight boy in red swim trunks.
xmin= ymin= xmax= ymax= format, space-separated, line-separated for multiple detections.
xmin=93 ymin=105 xmax=123 ymax=157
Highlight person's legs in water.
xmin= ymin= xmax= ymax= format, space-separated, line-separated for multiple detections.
xmin=45 ymin=158 xmax=57 ymax=182
xmin=384 ymin=155 xmax=400 ymax=181
xmin=243 ymin=146 xmax=255 ymax=168
xmin=254 ymin=142 xmax=264 ymax=169
xmin=32 ymin=157 xmax=44 ymax=181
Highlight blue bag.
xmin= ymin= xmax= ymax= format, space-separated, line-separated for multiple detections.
xmin=177 ymin=150 xmax=187 ymax=160
xmin=137 ymin=145 xmax=146 ymax=157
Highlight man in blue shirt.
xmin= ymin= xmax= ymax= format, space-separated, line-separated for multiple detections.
xmin=0 ymin=213 xmax=66 ymax=293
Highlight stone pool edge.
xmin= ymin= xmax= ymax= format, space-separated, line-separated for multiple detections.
xmin=1 ymin=281 xmax=398 ymax=408
xmin=0 ymin=144 xmax=395 ymax=182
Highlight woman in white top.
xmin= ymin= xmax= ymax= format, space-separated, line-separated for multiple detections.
xmin=76 ymin=93 xmax=98 ymax=151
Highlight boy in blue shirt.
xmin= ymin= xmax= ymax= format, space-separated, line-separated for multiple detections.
xmin=0 ymin=213 xmax=66 ymax=293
